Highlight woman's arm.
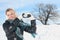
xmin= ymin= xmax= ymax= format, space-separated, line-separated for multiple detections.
xmin=8 ymin=24 xmax=17 ymax=33
xmin=3 ymin=21 xmax=17 ymax=35
xmin=18 ymin=19 xmax=36 ymax=34
xmin=3 ymin=23 xmax=9 ymax=34
xmin=24 ymin=20 xmax=36 ymax=33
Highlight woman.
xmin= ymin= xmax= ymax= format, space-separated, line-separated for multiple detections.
xmin=3 ymin=8 xmax=36 ymax=40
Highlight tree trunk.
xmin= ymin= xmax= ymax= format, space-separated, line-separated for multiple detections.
xmin=45 ymin=12 xmax=50 ymax=25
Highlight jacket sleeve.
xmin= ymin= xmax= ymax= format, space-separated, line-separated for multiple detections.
xmin=3 ymin=23 xmax=9 ymax=34
xmin=19 ymin=20 xmax=36 ymax=33
xmin=8 ymin=24 xmax=17 ymax=33
xmin=24 ymin=22 xmax=36 ymax=33
xmin=3 ymin=22 xmax=17 ymax=35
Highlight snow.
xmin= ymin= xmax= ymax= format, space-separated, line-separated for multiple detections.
xmin=0 ymin=25 xmax=60 ymax=40
xmin=0 ymin=25 xmax=7 ymax=40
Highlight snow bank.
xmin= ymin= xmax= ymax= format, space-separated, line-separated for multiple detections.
xmin=0 ymin=25 xmax=60 ymax=40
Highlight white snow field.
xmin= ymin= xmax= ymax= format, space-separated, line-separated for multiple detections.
xmin=0 ymin=25 xmax=60 ymax=40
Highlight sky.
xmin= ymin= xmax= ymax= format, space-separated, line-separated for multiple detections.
xmin=0 ymin=0 xmax=60 ymax=25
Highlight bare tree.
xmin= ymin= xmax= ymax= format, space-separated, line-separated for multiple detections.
xmin=33 ymin=3 xmax=60 ymax=25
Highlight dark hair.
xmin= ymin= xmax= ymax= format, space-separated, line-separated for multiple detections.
xmin=6 ymin=8 xmax=14 ymax=14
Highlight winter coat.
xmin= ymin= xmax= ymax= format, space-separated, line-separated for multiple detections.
xmin=3 ymin=18 xmax=36 ymax=40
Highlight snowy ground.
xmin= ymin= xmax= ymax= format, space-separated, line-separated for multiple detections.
xmin=0 ymin=25 xmax=60 ymax=40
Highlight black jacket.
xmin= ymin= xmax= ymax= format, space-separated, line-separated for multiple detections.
xmin=3 ymin=18 xmax=36 ymax=39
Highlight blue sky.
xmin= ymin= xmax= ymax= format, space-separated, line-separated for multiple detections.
xmin=0 ymin=0 xmax=60 ymax=25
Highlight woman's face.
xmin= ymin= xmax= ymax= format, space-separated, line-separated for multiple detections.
xmin=6 ymin=10 xmax=16 ymax=20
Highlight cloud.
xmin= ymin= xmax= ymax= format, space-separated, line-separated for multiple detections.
xmin=0 ymin=0 xmax=35 ymax=8
xmin=0 ymin=0 xmax=36 ymax=12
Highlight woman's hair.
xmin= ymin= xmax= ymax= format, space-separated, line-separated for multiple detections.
xmin=6 ymin=8 xmax=15 ymax=14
